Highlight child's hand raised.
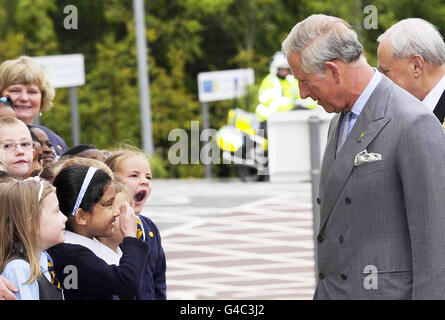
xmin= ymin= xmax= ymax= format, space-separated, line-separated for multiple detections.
xmin=119 ymin=201 xmax=138 ymax=238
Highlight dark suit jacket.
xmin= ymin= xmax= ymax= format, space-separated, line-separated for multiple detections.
xmin=315 ymin=76 xmax=445 ymax=299
xmin=433 ymin=90 xmax=445 ymax=124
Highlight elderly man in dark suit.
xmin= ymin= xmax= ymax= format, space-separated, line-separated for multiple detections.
xmin=282 ymin=14 xmax=445 ymax=299
xmin=377 ymin=18 xmax=445 ymax=125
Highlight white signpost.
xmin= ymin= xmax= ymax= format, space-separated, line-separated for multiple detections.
xmin=197 ymin=68 xmax=254 ymax=103
xmin=31 ymin=54 xmax=85 ymax=146
xmin=197 ymin=68 xmax=254 ymax=178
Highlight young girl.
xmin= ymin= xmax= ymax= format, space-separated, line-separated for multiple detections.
xmin=106 ymin=148 xmax=167 ymax=300
xmin=48 ymin=165 xmax=150 ymax=300
xmin=97 ymin=179 xmax=134 ymax=261
xmin=0 ymin=117 xmax=34 ymax=178
xmin=0 ymin=178 xmax=67 ymax=300
xmin=29 ymin=126 xmax=57 ymax=167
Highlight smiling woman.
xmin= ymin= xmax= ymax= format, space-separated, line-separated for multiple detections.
xmin=0 ymin=56 xmax=68 ymax=156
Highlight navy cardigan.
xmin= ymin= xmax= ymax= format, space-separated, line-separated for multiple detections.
xmin=48 ymin=237 xmax=149 ymax=300
xmin=137 ymin=215 xmax=167 ymax=300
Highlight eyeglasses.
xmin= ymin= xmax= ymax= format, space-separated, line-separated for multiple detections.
xmin=0 ymin=141 xmax=33 ymax=152
xmin=0 ymin=96 xmax=13 ymax=107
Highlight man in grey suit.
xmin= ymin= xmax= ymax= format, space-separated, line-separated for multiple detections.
xmin=282 ymin=14 xmax=445 ymax=299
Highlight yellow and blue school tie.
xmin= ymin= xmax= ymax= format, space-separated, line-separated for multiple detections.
xmin=136 ymin=217 xmax=145 ymax=241
xmin=45 ymin=252 xmax=60 ymax=289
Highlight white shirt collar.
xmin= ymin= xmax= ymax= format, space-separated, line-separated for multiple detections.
xmin=350 ymin=68 xmax=382 ymax=117
xmin=40 ymin=251 xmax=51 ymax=282
xmin=64 ymin=231 xmax=122 ymax=265
xmin=422 ymin=73 xmax=445 ymax=111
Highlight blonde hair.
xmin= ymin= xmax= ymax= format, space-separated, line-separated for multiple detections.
xmin=0 ymin=56 xmax=55 ymax=112
xmin=40 ymin=157 xmax=113 ymax=183
xmin=0 ymin=178 xmax=55 ymax=284
xmin=113 ymin=175 xmax=134 ymax=207
xmin=106 ymin=146 xmax=150 ymax=175
xmin=0 ymin=116 xmax=28 ymax=129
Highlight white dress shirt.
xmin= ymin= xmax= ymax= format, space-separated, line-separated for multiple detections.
xmin=422 ymin=74 xmax=445 ymax=111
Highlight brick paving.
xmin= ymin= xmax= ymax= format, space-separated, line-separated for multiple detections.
xmin=143 ymin=180 xmax=316 ymax=300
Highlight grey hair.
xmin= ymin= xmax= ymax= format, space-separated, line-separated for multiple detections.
xmin=282 ymin=14 xmax=363 ymax=75
xmin=377 ymin=18 xmax=445 ymax=65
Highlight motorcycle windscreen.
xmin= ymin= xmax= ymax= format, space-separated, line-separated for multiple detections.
xmin=215 ymin=125 xmax=244 ymax=152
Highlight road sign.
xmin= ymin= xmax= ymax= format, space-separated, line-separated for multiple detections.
xmin=197 ymin=68 xmax=254 ymax=103
xmin=31 ymin=54 xmax=85 ymax=146
xmin=31 ymin=54 xmax=85 ymax=88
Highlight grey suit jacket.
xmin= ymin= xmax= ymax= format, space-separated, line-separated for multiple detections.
xmin=315 ymin=75 xmax=445 ymax=299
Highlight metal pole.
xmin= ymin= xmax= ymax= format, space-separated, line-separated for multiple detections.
xmin=134 ymin=0 xmax=154 ymax=155
xmin=201 ymin=101 xmax=211 ymax=179
xmin=308 ymin=116 xmax=321 ymax=274
xmin=69 ymin=87 xmax=80 ymax=146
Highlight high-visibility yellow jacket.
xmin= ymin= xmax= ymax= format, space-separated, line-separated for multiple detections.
xmin=255 ymin=73 xmax=318 ymax=122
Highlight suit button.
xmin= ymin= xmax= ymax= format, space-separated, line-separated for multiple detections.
xmin=340 ymin=274 xmax=347 ymax=280
xmin=317 ymin=235 xmax=324 ymax=243
xmin=338 ymin=235 xmax=344 ymax=244
xmin=345 ymin=197 xmax=351 ymax=204
xmin=316 ymin=197 xmax=321 ymax=204
xmin=319 ymin=272 xmax=326 ymax=280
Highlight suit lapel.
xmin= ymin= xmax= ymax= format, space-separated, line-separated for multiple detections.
xmin=319 ymin=113 xmax=342 ymax=194
xmin=319 ymin=76 xmax=393 ymax=232
xmin=433 ymin=89 xmax=445 ymax=125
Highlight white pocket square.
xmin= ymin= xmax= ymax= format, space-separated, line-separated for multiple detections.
xmin=354 ymin=149 xmax=382 ymax=166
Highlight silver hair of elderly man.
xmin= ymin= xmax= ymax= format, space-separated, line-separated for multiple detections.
xmin=377 ymin=18 xmax=445 ymax=66
xmin=281 ymin=14 xmax=364 ymax=76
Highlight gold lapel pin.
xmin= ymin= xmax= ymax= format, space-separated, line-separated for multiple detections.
xmin=357 ymin=132 xmax=365 ymax=143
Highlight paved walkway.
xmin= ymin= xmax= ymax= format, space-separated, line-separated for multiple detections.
xmin=142 ymin=179 xmax=316 ymax=300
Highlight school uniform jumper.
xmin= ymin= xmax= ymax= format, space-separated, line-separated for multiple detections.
xmin=137 ymin=215 xmax=167 ymax=300
xmin=48 ymin=236 xmax=149 ymax=300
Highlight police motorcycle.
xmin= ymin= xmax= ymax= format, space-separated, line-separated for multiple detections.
xmin=215 ymin=108 xmax=268 ymax=182
xmin=215 ymin=51 xmax=317 ymax=182
xmin=215 ymin=104 xmax=310 ymax=182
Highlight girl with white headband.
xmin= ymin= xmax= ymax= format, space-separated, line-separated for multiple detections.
xmin=0 ymin=177 xmax=67 ymax=299
xmin=48 ymin=165 xmax=150 ymax=300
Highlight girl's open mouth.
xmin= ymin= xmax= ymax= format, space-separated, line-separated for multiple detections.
xmin=134 ymin=190 xmax=147 ymax=203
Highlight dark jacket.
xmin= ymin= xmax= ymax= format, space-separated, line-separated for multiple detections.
xmin=432 ymin=90 xmax=445 ymax=124
xmin=137 ymin=215 xmax=167 ymax=300
xmin=48 ymin=237 xmax=149 ymax=300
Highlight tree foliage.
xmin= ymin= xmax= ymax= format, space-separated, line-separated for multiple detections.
xmin=1 ymin=0 xmax=444 ymax=177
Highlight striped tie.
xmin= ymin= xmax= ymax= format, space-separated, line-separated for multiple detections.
xmin=46 ymin=255 xmax=61 ymax=289
xmin=136 ymin=217 xmax=145 ymax=241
